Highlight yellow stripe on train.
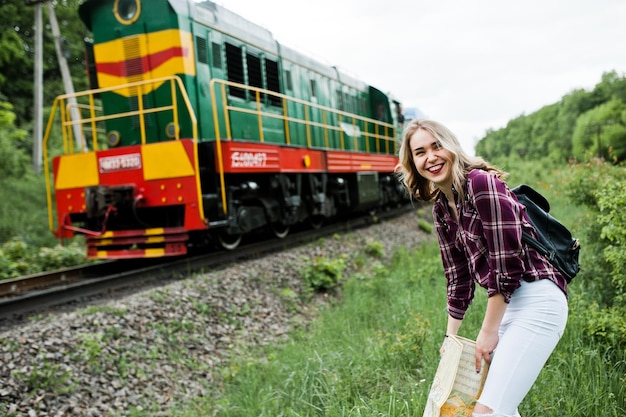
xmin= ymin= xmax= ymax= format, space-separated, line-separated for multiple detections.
xmin=143 ymin=141 xmax=195 ymax=180
xmin=55 ymin=153 xmax=99 ymax=190
xmin=94 ymin=29 xmax=196 ymax=95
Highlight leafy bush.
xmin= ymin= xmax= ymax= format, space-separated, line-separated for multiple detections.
xmin=364 ymin=239 xmax=384 ymax=258
xmin=37 ymin=242 xmax=88 ymax=272
xmin=301 ymin=256 xmax=347 ymax=293
xmin=417 ymin=219 xmax=433 ymax=234
xmin=597 ymin=180 xmax=626 ymax=305
xmin=0 ymin=238 xmax=36 ymax=277
xmin=563 ymin=159 xmax=626 ymax=347
xmin=0 ymin=237 xmax=87 ymax=280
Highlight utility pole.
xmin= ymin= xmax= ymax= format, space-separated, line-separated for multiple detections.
xmin=33 ymin=2 xmax=43 ymax=174
xmin=47 ymin=1 xmax=84 ymax=151
xmin=27 ymin=0 xmax=85 ymax=175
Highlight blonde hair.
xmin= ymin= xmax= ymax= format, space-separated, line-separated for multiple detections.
xmin=396 ymin=119 xmax=506 ymax=202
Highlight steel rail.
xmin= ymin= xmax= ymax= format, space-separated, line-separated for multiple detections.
xmin=0 ymin=206 xmax=413 ymax=324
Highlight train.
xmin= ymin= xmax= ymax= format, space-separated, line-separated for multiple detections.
xmin=43 ymin=0 xmax=408 ymax=259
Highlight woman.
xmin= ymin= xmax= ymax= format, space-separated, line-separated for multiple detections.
xmin=396 ymin=120 xmax=568 ymax=417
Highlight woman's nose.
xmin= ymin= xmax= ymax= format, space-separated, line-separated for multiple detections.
xmin=426 ymin=149 xmax=437 ymax=161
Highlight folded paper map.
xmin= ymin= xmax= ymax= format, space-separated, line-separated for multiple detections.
xmin=423 ymin=335 xmax=489 ymax=417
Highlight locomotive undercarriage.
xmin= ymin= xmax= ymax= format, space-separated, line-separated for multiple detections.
xmin=200 ymin=171 xmax=407 ymax=251
xmin=200 ymin=173 xmax=333 ymax=250
xmin=77 ymin=185 xmax=189 ymax=258
xmin=69 ymin=172 xmax=406 ymax=257
xmin=84 ymin=186 xmax=185 ymax=231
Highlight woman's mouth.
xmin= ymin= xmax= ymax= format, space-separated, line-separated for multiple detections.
xmin=427 ymin=163 xmax=444 ymax=175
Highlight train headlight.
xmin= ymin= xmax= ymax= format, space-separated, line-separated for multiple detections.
xmin=165 ymin=122 xmax=179 ymax=139
xmin=114 ymin=0 xmax=141 ymax=25
xmin=107 ymin=130 xmax=121 ymax=147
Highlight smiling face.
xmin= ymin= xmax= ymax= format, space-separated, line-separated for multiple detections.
xmin=409 ymin=127 xmax=455 ymax=191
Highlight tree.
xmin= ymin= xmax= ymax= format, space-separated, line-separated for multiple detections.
xmin=476 ymin=71 xmax=626 ymax=163
xmin=0 ymin=0 xmax=87 ymax=125
xmin=572 ymin=99 xmax=626 ymax=161
xmin=0 ymin=100 xmax=29 ymax=179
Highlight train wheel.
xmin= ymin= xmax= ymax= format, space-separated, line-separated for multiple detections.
xmin=309 ymin=215 xmax=324 ymax=230
xmin=217 ymin=231 xmax=242 ymax=250
xmin=270 ymin=222 xmax=289 ymax=239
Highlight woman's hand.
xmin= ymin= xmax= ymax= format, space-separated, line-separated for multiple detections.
xmin=475 ymin=328 xmax=498 ymax=372
xmin=475 ymin=294 xmax=507 ymax=373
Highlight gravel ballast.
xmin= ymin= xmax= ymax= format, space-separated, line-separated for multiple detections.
xmin=0 ymin=210 xmax=432 ymax=416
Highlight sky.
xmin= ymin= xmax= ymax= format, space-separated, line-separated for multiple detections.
xmin=208 ymin=0 xmax=626 ymax=153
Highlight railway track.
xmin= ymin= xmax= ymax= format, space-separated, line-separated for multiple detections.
xmin=0 ymin=206 xmax=412 ymax=323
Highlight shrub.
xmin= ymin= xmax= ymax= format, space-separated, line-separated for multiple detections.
xmin=563 ymin=159 xmax=626 ymax=349
xmin=37 ymin=242 xmax=87 ymax=271
xmin=0 ymin=237 xmax=87 ymax=279
xmin=364 ymin=239 xmax=384 ymax=258
xmin=301 ymin=256 xmax=347 ymax=293
xmin=597 ymin=180 xmax=626 ymax=304
xmin=417 ymin=219 xmax=433 ymax=234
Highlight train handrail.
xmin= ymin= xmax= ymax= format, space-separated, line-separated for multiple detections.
xmin=43 ymin=75 xmax=397 ymax=233
xmin=208 ymin=79 xmax=396 ymax=147
xmin=208 ymin=78 xmax=398 ymax=214
xmin=43 ymin=76 xmax=200 ymax=234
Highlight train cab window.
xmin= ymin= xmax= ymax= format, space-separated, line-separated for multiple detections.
xmin=211 ymin=42 xmax=222 ymax=69
xmin=196 ymin=37 xmax=208 ymax=65
xmin=225 ymin=43 xmax=245 ymax=99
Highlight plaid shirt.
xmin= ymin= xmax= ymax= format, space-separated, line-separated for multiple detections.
xmin=433 ymin=169 xmax=568 ymax=320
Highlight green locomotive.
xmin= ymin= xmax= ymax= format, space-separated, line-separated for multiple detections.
xmin=43 ymin=0 xmax=407 ymax=258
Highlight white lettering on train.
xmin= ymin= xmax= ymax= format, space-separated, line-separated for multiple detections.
xmin=231 ymin=151 xmax=267 ymax=168
xmin=99 ymin=153 xmax=142 ymax=173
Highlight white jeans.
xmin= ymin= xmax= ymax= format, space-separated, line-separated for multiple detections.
xmin=474 ymin=279 xmax=568 ymax=417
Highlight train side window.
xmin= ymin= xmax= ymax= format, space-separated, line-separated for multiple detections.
xmin=196 ymin=36 xmax=208 ymax=65
xmin=310 ymin=79 xmax=317 ymax=99
xmin=246 ymin=53 xmax=263 ymax=90
xmin=265 ymin=58 xmax=281 ymax=106
xmin=343 ymin=93 xmax=351 ymax=113
xmin=336 ymin=90 xmax=343 ymax=110
xmin=211 ymin=42 xmax=222 ymax=69
xmin=285 ymin=70 xmax=293 ymax=91
xmin=360 ymin=97 xmax=367 ymax=114
xmin=225 ymin=43 xmax=245 ymax=99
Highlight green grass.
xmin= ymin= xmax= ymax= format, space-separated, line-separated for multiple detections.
xmin=2 ymin=156 xmax=623 ymax=415
xmin=164 ymin=163 xmax=625 ymax=416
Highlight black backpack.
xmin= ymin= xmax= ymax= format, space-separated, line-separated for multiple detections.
xmin=512 ymin=185 xmax=581 ymax=283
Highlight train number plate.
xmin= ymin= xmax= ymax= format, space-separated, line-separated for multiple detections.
xmin=230 ymin=151 xmax=267 ymax=168
xmin=99 ymin=153 xmax=142 ymax=173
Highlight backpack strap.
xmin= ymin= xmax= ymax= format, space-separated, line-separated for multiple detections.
xmin=511 ymin=184 xmax=550 ymax=213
